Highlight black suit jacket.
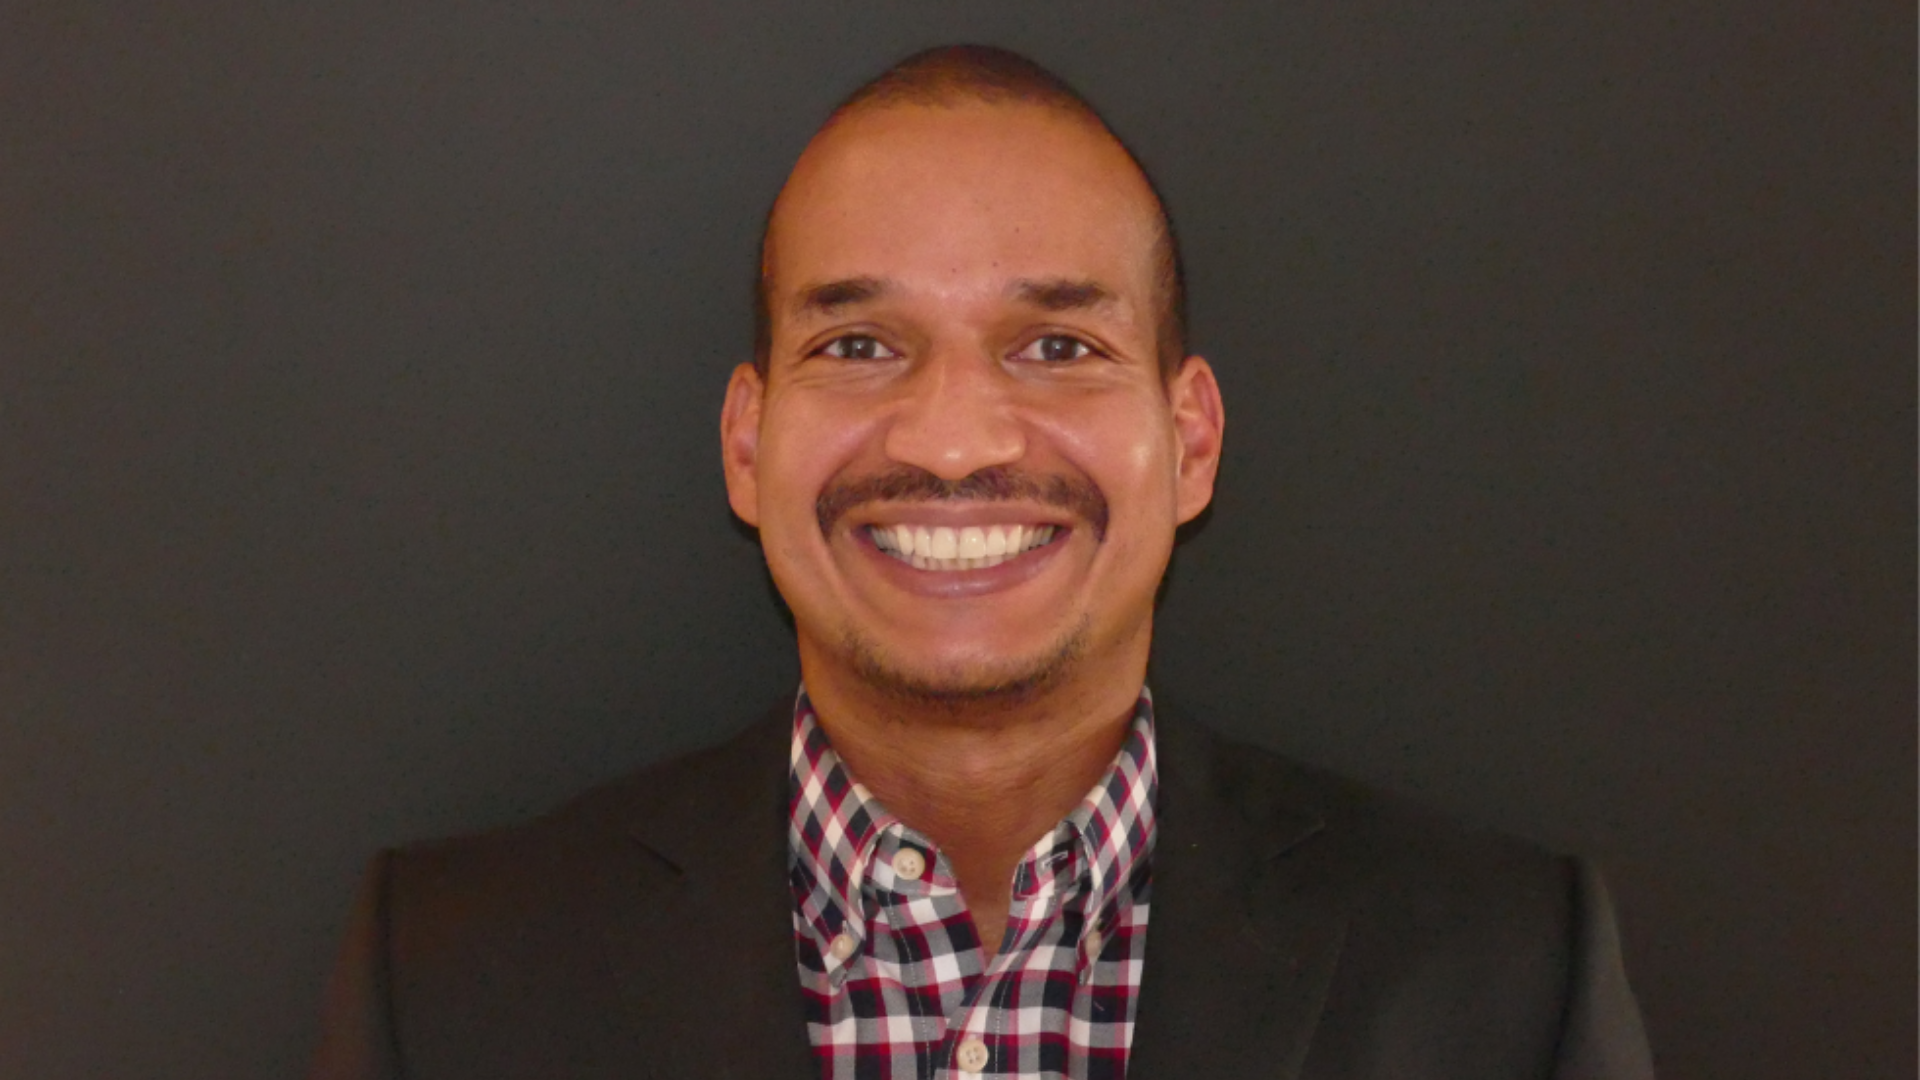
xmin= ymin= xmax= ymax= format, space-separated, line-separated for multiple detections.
xmin=310 ymin=704 xmax=1655 ymax=1079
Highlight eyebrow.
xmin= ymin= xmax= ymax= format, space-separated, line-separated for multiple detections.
xmin=792 ymin=276 xmax=889 ymax=318
xmin=788 ymin=275 xmax=1120 ymax=319
xmin=1011 ymin=278 xmax=1118 ymax=312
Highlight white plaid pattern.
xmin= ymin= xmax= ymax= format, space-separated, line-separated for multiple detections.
xmin=789 ymin=689 xmax=1158 ymax=1079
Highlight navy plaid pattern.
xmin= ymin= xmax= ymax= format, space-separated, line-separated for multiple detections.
xmin=788 ymin=689 xmax=1158 ymax=1079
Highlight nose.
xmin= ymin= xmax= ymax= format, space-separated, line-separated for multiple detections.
xmin=882 ymin=347 xmax=1026 ymax=481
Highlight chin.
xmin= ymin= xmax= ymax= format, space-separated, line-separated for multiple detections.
xmin=839 ymin=617 xmax=1091 ymax=709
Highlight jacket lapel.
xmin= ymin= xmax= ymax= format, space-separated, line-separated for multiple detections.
xmin=1128 ymin=715 xmax=1349 ymax=1080
xmin=604 ymin=706 xmax=817 ymax=1079
xmin=597 ymin=703 xmax=1347 ymax=1080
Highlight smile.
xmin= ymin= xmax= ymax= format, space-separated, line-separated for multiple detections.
xmin=867 ymin=523 xmax=1061 ymax=572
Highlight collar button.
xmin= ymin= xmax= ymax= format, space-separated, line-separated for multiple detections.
xmin=890 ymin=847 xmax=926 ymax=881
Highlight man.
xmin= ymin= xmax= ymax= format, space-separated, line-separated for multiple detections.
xmin=310 ymin=45 xmax=1654 ymax=1079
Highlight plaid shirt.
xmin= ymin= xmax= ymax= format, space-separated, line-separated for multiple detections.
xmin=788 ymin=689 xmax=1158 ymax=1080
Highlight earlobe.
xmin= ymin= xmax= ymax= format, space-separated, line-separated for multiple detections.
xmin=1168 ymin=356 xmax=1225 ymax=525
xmin=720 ymin=363 xmax=765 ymax=527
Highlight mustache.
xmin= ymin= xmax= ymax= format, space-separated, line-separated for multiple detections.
xmin=815 ymin=465 xmax=1109 ymax=541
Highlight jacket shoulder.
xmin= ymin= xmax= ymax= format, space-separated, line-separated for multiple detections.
xmin=1159 ymin=717 xmax=1648 ymax=1076
xmin=387 ymin=707 xmax=787 ymax=918
xmin=358 ymin=708 xmax=794 ymax=1077
xmin=1167 ymin=714 xmax=1572 ymax=895
xmin=1163 ymin=714 xmax=1581 ymax=1001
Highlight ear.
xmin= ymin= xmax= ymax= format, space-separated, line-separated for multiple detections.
xmin=1167 ymin=356 xmax=1225 ymax=525
xmin=720 ymin=363 xmax=765 ymax=526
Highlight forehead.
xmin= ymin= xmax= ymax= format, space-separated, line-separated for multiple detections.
xmin=765 ymin=102 xmax=1162 ymax=315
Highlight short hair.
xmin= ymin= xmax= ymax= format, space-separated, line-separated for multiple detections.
xmin=753 ymin=44 xmax=1189 ymax=378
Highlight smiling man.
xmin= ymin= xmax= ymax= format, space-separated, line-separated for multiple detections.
xmin=311 ymin=45 xmax=1654 ymax=1080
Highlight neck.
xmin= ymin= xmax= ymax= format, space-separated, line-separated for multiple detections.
xmin=798 ymin=635 xmax=1148 ymax=952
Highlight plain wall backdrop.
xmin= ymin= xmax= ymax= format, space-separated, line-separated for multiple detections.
xmin=2 ymin=2 xmax=1911 ymax=1077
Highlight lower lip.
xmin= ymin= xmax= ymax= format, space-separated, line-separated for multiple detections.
xmin=856 ymin=529 xmax=1071 ymax=598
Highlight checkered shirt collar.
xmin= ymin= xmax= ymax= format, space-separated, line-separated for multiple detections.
xmin=787 ymin=687 xmax=1158 ymax=959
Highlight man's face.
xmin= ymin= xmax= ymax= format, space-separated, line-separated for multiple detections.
xmin=722 ymin=101 xmax=1222 ymax=702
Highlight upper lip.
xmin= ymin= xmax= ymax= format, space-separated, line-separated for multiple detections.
xmin=844 ymin=502 xmax=1078 ymax=530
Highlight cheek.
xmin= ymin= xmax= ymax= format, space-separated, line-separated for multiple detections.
xmin=761 ymin=396 xmax=871 ymax=507
xmin=1037 ymin=397 xmax=1181 ymax=516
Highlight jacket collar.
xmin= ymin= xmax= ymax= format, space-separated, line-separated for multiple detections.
xmin=616 ymin=699 xmax=1345 ymax=1080
xmin=610 ymin=702 xmax=816 ymax=1079
xmin=1128 ymin=709 xmax=1348 ymax=1080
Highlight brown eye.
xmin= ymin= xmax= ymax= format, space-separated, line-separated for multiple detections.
xmin=819 ymin=334 xmax=898 ymax=361
xmin=1016 ymin=335 xmax=1096 ymax=362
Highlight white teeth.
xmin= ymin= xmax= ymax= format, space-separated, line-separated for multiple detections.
xmin=871 ymin=521 xmax=1061 ymax=572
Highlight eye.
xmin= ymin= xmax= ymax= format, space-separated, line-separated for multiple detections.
xmin=1014 ymin=334 xmax=1100 ymax=363
xmin=815 ymin=334 xmax=899 ymax=361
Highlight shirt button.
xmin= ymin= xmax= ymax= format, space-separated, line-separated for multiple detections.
xmin=890 ymin=847 xmax=926 ymax=880
xmin=954 ymin=1036 xmax=990 ymax=1073
xmin=828 ymin=932 xmax=856 ymax=961
xmin=1085 ymin=929 xmax=1105 ymax=959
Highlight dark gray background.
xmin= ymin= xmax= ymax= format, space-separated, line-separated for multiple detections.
xmin=2 ymin=2 xmax=1911 ymax=1077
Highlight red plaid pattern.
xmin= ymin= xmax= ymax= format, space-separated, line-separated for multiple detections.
xmin=788 ymin=689 xmax=1158 ymax=1080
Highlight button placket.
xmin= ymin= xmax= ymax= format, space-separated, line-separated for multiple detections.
xmin=954 ymin=1035 xmax=990 ymax=1074
xmin=822 ymin=920 xmax=864 ymax=988
xmin=821 ymin=845 xmax=883 ymax=987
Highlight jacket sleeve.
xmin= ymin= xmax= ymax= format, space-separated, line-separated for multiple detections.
xmin=308 ymin=852 xmax=403 ymax=1080
xmin=1553 ymin=859 xmax=1656 ymax=1080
